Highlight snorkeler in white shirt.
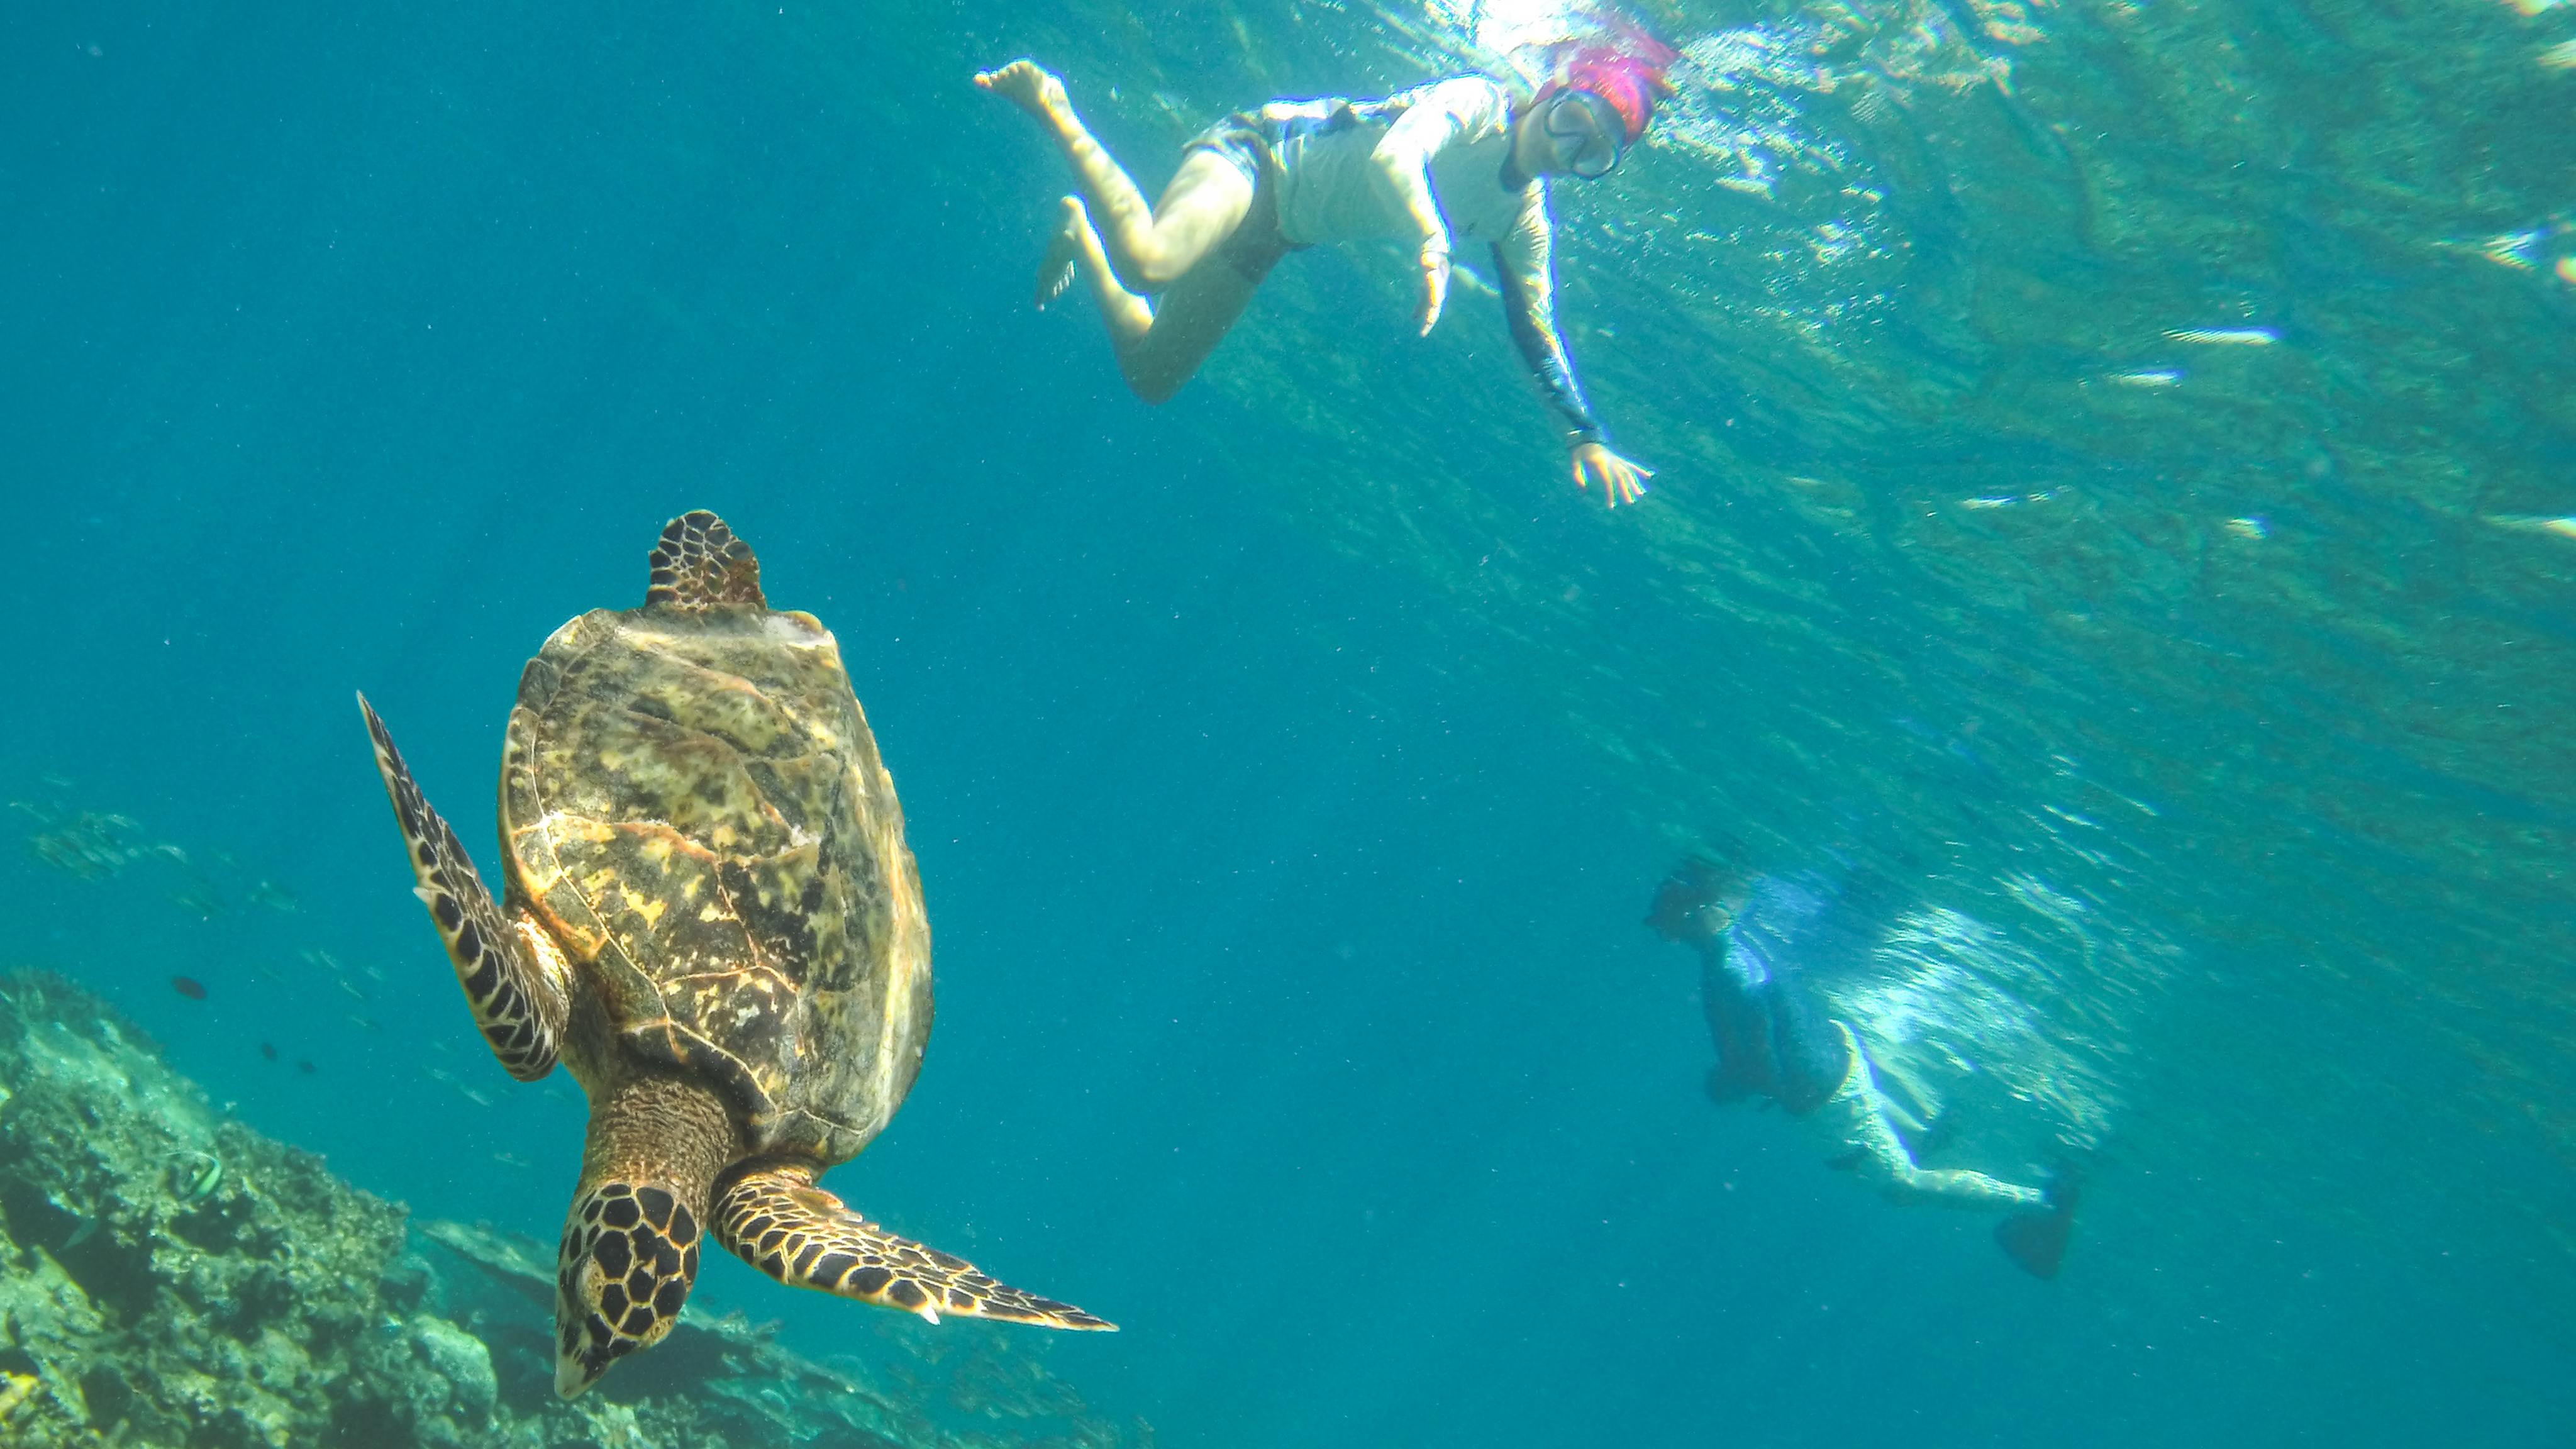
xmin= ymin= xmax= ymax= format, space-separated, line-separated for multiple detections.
xmin=1646 ymin=856 xmax=2083 ymax=1278
xmin=975 ymin=47 xmax=1665 ymax=509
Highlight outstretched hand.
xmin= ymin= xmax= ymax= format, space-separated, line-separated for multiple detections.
xmin=1416 ymin=239 xmax=1451 ymax=336
xmin=1572 ymin=442 xmax=1653 ymax=509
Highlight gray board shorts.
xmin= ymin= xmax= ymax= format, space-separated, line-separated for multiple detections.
xmin=1181 ymin=111 xmax=1306 ymax=283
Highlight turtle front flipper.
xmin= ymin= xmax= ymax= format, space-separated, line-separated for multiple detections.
xmin=714 ymin=1163 xmax=1114 ymax=1331
xmin=358 ymin=692 xmax=569 ymax=1081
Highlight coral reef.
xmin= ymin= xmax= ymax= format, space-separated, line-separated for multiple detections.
xmin=0 ymin=971 xmax=1144 ymax=1449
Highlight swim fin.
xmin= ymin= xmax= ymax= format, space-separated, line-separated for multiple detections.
xmin=1994 ymin=1167 xmax=2082 ymax=1280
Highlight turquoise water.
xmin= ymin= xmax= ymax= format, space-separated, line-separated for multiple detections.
xmin=4 ymin=0 xmax=2572 ymax=1442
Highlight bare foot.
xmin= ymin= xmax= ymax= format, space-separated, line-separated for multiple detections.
xmin=1036 ymin=196 xmax=1084 ymax=309
xmin=1051 ymin=195 xmax=1152 ymax=341
xmin=974 ymin=60 xmax=1071 ymax=127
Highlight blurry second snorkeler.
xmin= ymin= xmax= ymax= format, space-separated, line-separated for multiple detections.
xmin=976 ymin=47 xmax=1665 ymax=508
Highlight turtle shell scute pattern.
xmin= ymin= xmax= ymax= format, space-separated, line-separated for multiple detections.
xmin=504 ymin=604 xmax=932 ymax=1164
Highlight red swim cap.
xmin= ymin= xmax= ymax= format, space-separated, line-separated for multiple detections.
xmin=1563 ymin=43 xmax=1674 ymax=143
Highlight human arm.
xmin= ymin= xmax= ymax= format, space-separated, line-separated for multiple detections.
xmin=1369 ymin=79 xmax=1508 ymax=334
xmin=1492 ymin=225 xmax=1655 ymax=506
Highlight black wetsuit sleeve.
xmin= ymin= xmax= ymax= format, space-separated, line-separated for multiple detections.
xmin=1495 ymin=240 xmax=1606 ymax=448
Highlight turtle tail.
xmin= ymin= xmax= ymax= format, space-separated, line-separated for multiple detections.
xmin=645 ymin=511 xmax=765 ymax=609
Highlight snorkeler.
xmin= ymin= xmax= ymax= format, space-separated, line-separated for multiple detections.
xmin=1645 ymin=857 xmax=2082 ymax=1278
xmin=975 ymin=47 xmax=1663 ymax=508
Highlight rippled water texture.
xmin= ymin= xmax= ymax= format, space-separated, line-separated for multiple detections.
xmin=4 ymin=0 xmax=2572 ymax=1445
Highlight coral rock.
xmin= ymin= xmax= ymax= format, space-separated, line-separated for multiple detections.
xmin=0 ymin=970 xmax=1146 ymax=1449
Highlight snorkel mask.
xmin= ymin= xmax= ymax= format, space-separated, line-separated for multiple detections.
xmin=1535 ymin=38 xmax=1676 ymax=179
xmin=1542 ymin=89 xmax=1626 ymax=179
xmin=1645 ymin=857 xmax=1752 ymax=943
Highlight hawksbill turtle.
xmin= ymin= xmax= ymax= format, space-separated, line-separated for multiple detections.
xmin=358 ymin=511 xmax=1111 ymax=1396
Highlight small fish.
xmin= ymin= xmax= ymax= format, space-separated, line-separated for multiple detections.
xmin=2109 ymin=369 xmax=2182 ymax=387
xmin=166 ymin=1150 xmax=223 ymax=1204
xmin=258 ymin=1042 xmax=279 ymax=1062
xmin=31 ymin=812 xmax=146 ymax=880
xmin=492 ymin=1152 xmax=531 ymax=1169
xmin=2162 ymin=326 xmax=2277 ymax=347
xmin=335 ymin=977 xmax=367 ymax=1001
xmin=170 ymin=975 xmax=208 ymax=1001
xmin=296 ymin=1058 xmax=317 ymax=1074
xmin=459 ymin=1085 xmax=494 ymax=1108
xmin=2485 ymin=514 xmax=2576 ymax=540
xmin=2480 ymin=230 xmax=2545 ymax=270
xmin=248 ymin=879 xmax=297 ymax=912
xmin=346 ymin=1014 xmax=381 ymax=1033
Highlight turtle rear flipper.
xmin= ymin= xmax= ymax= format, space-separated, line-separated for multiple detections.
xmin=358 ymin=693 xmax=568 ymax=1081
xmin=714 ymin=1163 xmax=1113 ymax=1331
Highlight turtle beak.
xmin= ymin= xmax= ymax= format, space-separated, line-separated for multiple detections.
xmin=555 ymin=1352 xmax=601 ymax=1399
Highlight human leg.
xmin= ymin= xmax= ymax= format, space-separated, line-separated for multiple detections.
xmin=977 ymin=61 xmax=1252 ymax=289
xmin=1052 ymin=197 xmax=1152 ymax=341
xmin=1823 ymin=1028 xmax=2046 ymax=1211
xmin=1849 ymin=1092 xmax=2044 ymax=1210
xmin=1881 ymin=1162 xmax=2050 ymax=1211
xmin=1051 ymin=196 xmax=1260 ymax=404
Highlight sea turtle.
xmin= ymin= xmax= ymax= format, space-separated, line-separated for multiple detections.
xmin=358 ymin=511 xmax=1111 ymax=1397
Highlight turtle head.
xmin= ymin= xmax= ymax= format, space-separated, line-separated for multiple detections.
xmin=553 ymin=1180 xmax=704 ymax=1396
